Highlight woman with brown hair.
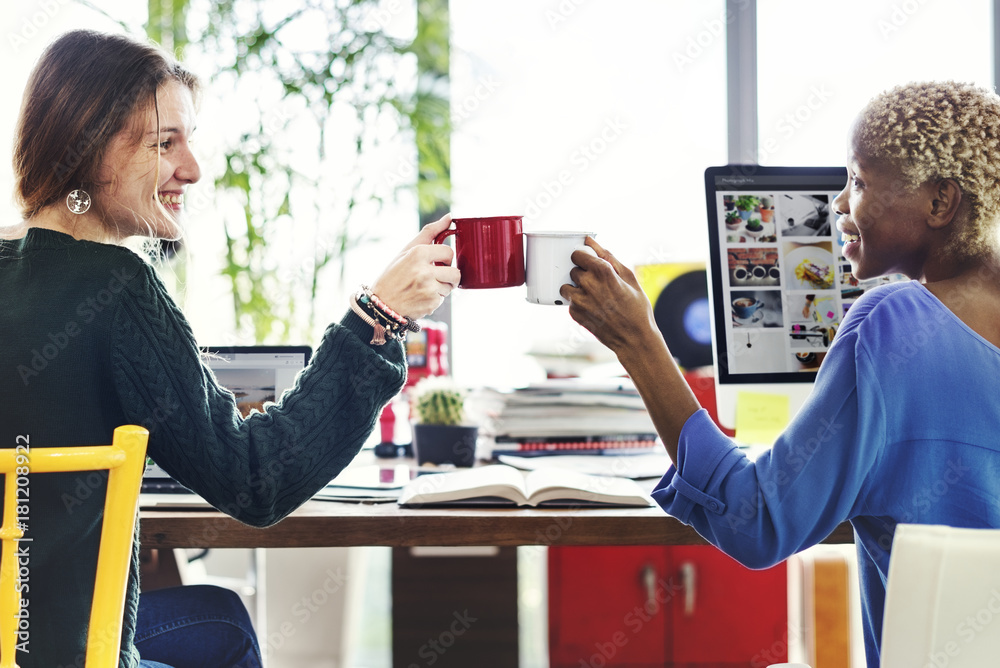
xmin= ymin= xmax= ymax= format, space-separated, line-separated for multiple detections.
xmin=1 ymin=29 xmax=459 ymax=667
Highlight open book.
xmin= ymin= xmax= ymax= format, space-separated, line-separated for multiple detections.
xmin=397 ymin=464 xmax=654 ymax=508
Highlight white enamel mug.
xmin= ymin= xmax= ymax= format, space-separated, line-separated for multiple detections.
xmin=524 ymin=231 xmax=595 ymax=305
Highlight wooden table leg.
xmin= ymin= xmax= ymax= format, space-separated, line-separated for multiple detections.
xmin=392 ymin=546 xmax=519 ymax=667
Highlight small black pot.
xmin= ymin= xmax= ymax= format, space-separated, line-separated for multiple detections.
xmin=411 ymin=424 xmax=478 ymax=467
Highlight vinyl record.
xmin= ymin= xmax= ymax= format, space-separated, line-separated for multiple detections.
xmin=653 ymin=270 xmax=713 ymax=369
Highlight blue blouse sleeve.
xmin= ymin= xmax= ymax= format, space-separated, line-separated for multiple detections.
xmin=651 ymin=307 xmax=886 ymax=569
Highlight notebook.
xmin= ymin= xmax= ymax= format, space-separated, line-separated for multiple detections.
xmin=140 ymin=345 xmax=312 ymax=501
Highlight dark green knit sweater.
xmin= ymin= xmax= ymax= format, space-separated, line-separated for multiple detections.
xmin=0 ymin=228 xmax=406 ymax=667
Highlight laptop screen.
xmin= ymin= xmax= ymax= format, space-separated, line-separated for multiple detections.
xmin=142 ymin=345 xmax=311 ymax=492
xmin=202 ymin=346 xmax=312 ymax=417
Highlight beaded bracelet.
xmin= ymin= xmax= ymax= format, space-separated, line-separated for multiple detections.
xmin=359 ymin=286 xmax=421 ymax=334
xmin=350 ymin=289 xmax=418 ymax=345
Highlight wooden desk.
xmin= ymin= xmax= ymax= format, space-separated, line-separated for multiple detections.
xmin=140 ymin=502 xmax=854 ymax=667
xmin=139 ymin=501 xmax=856 ymax=549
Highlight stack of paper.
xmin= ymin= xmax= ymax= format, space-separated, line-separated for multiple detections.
xmin=476 ymin=377 xmax=660 ymax=457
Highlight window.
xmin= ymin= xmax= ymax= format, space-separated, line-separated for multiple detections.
xmin=449 ymin=0 xmax=728 ymax=387
xmin=756 ymin=0 xmax=993 ymax=166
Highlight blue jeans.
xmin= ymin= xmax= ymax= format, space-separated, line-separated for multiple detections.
xmin=135 ymin=585 xmax=263 ymax=668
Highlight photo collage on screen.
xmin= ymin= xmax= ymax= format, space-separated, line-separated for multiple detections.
xmin=717 ymin=191 xmax=906 ymax=375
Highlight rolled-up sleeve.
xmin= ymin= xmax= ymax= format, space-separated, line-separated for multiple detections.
xmin=649 ymin=311 xmax=884 ymax=570
xmin=652 ymin=409 xmax=745 ymax=521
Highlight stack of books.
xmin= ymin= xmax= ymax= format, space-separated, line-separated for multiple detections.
xmin=477 ymin=377 xmax=660 ymax=458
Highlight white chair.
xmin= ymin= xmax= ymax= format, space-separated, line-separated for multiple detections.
xmin=770 ymin=524 xmax=1000 ymax=668
xmin=880 ymin=524 xmax=1000 ymax=667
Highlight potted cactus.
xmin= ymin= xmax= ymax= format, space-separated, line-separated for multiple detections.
xmin=745 ymin=217 xmax=764 ymax=239
xmin=759 ymin=195 xmax=775 ymax=223
xmin=409 ymin=377 xmax=478 ymax=466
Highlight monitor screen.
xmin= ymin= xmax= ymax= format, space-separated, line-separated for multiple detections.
xmin=703 ymin=165 xmax=906 ymax=434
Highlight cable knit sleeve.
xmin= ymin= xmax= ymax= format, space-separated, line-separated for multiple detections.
xmin=111 ymin=263 xmax=406 ymax=527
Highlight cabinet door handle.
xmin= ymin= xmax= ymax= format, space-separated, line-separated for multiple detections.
xmin=641 ymin=563 xmax=657 ymax=609
xmin=680 ymin=561 xmax=696 ymax=617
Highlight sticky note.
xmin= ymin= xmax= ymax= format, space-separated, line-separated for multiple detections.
xmin=735 ymin=391 xmax=790 ymax=446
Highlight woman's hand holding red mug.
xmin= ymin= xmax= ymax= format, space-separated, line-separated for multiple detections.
xmin=371 ymin=214 xmax=461 ymax=319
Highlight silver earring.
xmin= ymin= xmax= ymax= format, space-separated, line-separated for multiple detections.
xmin=66 ymin=189 xmax=92 ymax=215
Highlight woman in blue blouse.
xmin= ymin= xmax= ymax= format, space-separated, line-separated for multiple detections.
xmin=563 ymin=81 xmax=1000 ymax=666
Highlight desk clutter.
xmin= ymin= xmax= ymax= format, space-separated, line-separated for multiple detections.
xmin=320 ymin=454 xmax=664 ymax=507
xmin=319 ymin=375 xmax=668 ymax=508
xmin=477 ymin=376 xmax=660 ymax=458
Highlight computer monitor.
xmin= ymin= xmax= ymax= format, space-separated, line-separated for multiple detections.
xmin=703 ymin=165 xmax=905 ymax=435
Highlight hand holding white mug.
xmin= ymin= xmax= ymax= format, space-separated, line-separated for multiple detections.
xmin=525 ymin=231 xmax=596 ymax=305
xmin=370 ymin=214 xmax=462 ymax=319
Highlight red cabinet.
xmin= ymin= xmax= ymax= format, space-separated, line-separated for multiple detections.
xmin=549 ymin=546 xmax=787 ymax=667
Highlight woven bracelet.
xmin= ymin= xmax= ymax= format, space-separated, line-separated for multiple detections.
xmin=349 ymin=294 xmax=387 ymax=345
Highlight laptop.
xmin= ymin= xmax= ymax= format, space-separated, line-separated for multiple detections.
xmin=141 ymin=345 xmax=312 ymax=501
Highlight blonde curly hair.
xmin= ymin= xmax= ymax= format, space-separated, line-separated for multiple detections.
xmin=854 ymin=81 xmax=1000 ymax=259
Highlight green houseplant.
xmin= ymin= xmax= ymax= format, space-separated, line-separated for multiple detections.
xmin=725 ymin=209 xmax=742 ymax=229
xmin=410 ymin=377 xmax=478 ymax=466
xmin=735 ymin=195 xmax=760 ymax=220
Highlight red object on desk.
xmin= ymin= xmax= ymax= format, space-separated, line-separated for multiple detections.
xmin=379 ymin=401 xmax=396 ymax=443
xmin=404 ymin=319 xmax=449 ymax=388
xmin=378 ymin=320 xmax=450 ymax=448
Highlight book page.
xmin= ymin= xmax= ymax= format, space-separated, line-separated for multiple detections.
xmin=398 ymin=465 xmax=529 ymax=505
xmin=523 ymin=468 xmax=652 ymax=507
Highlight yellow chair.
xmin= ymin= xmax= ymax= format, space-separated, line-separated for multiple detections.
xmin=0 ymin=425 xmax=149 ymax=668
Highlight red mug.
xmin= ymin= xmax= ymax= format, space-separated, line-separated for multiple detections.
xmin=434 ymin=216 xmax=526 ymax=289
